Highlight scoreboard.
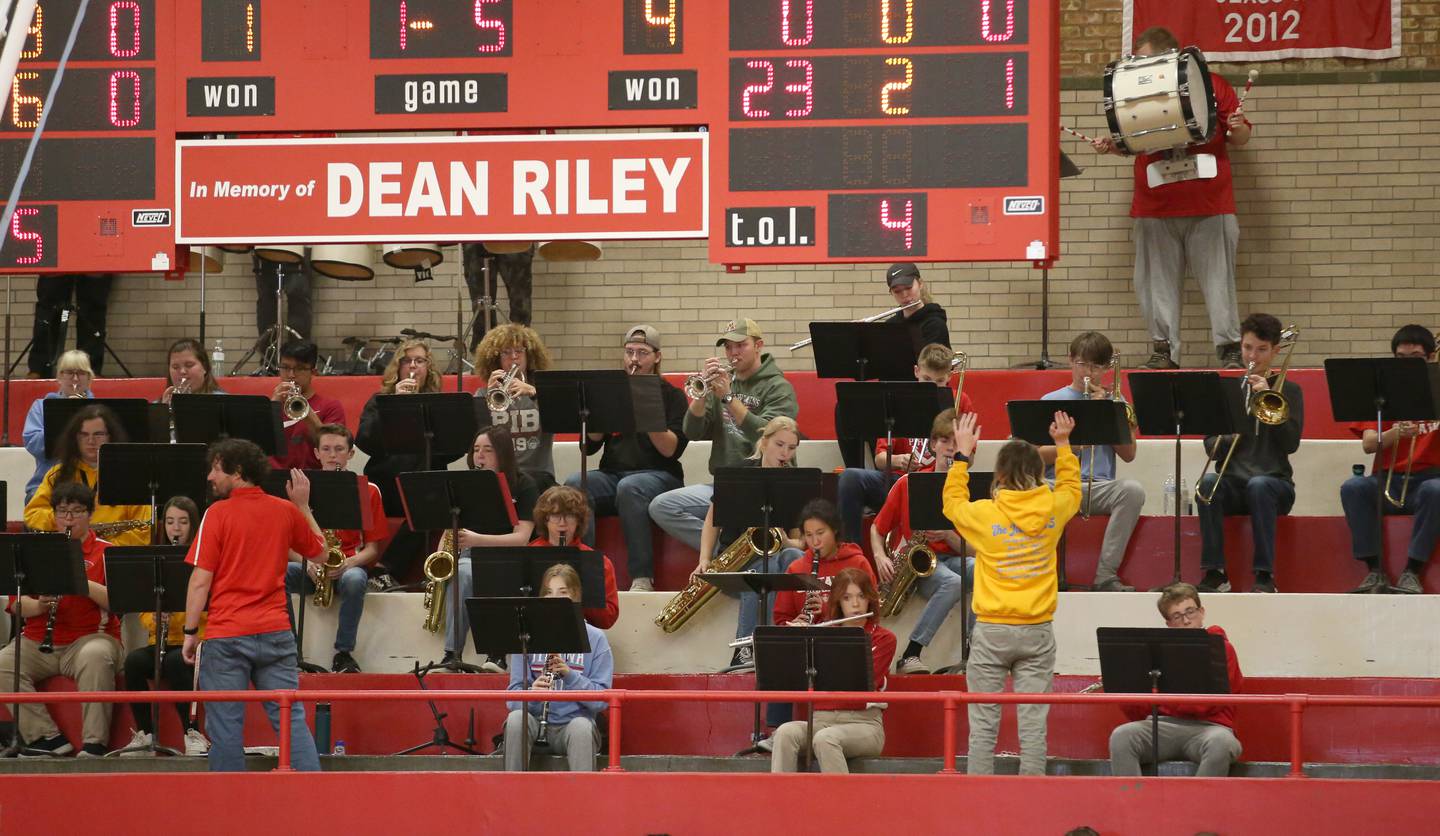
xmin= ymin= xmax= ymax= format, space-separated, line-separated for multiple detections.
xmin=1 ymin=0 xmax=1059 ymax=272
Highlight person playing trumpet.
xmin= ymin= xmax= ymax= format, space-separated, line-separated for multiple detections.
xmin=1340 ymin=325 xmax=1440 ymax=594
xmin=650 ymin=315 xmax=798 ymax=555
xmin=475 ymin=323 xmax=556 ymax=492
xmin=158 ymin=338 xmax=225 ymax=404
xmin=1040 ymin=331 xmax=1146 ymax=592
xmin=770 ymin=567 xmax=896 ymax=773
xmin=869 ymin=409 xmax=974 ymax=674
xmin=267 ymin=340 xmax=344 ymax=471
xmin=1196 ymin=313 xmax=1303 ymax=594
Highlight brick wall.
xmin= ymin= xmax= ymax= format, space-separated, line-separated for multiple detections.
xmin=2 ymin=2 xmax=1436 ymax=378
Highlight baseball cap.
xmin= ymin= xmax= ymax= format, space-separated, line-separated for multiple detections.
xmin=624 ymin=323 xmax=661 ymax=351
xmin=717 ymin=316 xmax=764 ymax=345
xmin=886 ymin=262 xmax=921 ymax=288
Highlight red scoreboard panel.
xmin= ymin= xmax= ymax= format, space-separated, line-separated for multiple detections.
xmin=0 ymin=0 xmax=176 ymax=273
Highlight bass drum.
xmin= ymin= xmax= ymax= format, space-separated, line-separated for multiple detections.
xmin=1103 ymin=47 xmax=1215 ymax=156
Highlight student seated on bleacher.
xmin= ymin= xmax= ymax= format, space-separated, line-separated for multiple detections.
xmin=1108 ymin=583 xmax=1244 ymax=777
xmin=22 ymin=350 xmax=95 ymax=503
xmin=1340 ymin=325 xmax=1440 ymax=594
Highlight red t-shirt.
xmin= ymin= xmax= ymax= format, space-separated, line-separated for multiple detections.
xmin=8 ymin=532 xmax=120 ymax=645
xmin=874 ymin=391 xmax=974 ymax=463
xmin=1130 ymin=73 xmax=1249 ymax=218
xmin=773 ymin=543 xmax=876 ymax=625
xmin=336 ymin=480 xmax=389 ymax=558
xmin=270 ymin=392 xmax=346 ymax=471
xmin=1348 ymin=421 xmax=1440 ymax=473
xmin=872 ymin=472 xmax=956 ymax=556
xmin=186 ymin=485 xmax=325 ymax=639
xmin=1121 ymin=625 xmax=1244 ymax=729
xmin=527 ymin=538 xmax=620 ymax=629
xmin=815 ymin=622 xmax=896 ymax=712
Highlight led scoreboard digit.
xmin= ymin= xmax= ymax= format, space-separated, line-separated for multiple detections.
xmin=0 ymin=0 xmax=174 ymax=273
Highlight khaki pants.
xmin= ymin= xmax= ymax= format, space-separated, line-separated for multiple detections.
xmin=0 ymin=633 xmax=124 ymax=745
xmin=965 ymin=621 xmax=1056 ymax=776
xmin=771 ymin=708 xmax=884 ymax=774
xmin=1109 ymin=716 xmax=1242 ymax=777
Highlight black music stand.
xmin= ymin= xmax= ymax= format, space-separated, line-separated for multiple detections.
xmin=375 ymin=392 xmax=480 ymax=467
xmin=465 ymin=596 xmax=590 ymax=768
xmin=172 ymin=394 xmax=285 ymax=454
xmin=836 ymin=382 xmax=944 ymax=488
xmin=97 ymin=443 xmax=207 ymax=542
xmin=1325 ymin=358 xmax=1440 ymax=591
xmin=752 ymin=624 xmax=872 ymax=771
xmin=810 ymin=321 xmax=919 ymax=382
xmin=907 ymin=470 xmax=978 ymax=666
xmin=261 ymin=469 xmax=369 ymax=674
xmin=1096 ymin=627 xmax=1230 ymax=774
xmin=0 ymin=533 xmax=86 ymax=757
xmin=1128 ymin=373 xmax=1233 ymax=585
xmin=471 ymin=547 xmax=607 ymax=611
xmin=534 ymin=370 xmax=665 ymax=494
xmin=102 ymin=546 xmax=190 ymax=757
xmin=42 ymin=399 xmax=155 ymax=457
xmin=398 ymin=469 xmax=517 ymax=673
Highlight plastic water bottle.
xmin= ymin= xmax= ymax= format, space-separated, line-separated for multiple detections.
xmin=1163 ymin=473 xmax=1177 ymax=515
xmin=332 ymin=739 xmax=346 ymax=756
xmin=211 ymin=340 xmax=225 ymax=377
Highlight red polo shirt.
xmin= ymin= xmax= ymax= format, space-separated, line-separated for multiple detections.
xmin=8 ymin=531 xmax=120 ymax=645
xmin=186 ymin=485 xmax=325 ymax=639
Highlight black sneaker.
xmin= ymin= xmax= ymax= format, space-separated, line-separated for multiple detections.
xmin=1197 ymin=569 xmax=1231 ymax=593
xmin=1218 ymin=342 xmax=1243 ymax=369
xmin=76 ymin=743 xmax=107 ymax=758
xmin=1144 ymin=341 xmax=1179 ymax=370
xmin=19 ymin=734 xmax=73 ymax=758
xmin=367 ymin=573 xmax=398 ymax=592
xmin=332 ymin=651 xmax=361 ymax=673
xmin=1252 ymin=572 xmax=1277 ymax=593
xmin=729 ymin=644 xmax=754 ymax=669
xmin=440 ymin=650 xmax=460 ymax=666
xmin=1350 ymin=571 xmax=1390 ymax=594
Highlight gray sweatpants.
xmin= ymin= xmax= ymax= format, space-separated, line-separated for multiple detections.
xmin=1133 ymin=214 xmax=1241 ymax=364
xmin=965 ymin=621 xmax=1056 ymax=776
xmin=1109 ymin=715 xmax=1242 ymax=776
xmin=1079 ymin=477 xmax=1146 ymax=586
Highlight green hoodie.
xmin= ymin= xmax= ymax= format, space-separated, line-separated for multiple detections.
xmin=683 ymin=352 xmax=799 ymax=474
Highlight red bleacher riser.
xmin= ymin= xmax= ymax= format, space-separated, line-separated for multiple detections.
xmin=2 ymin=368 xmax=1360 ymax=445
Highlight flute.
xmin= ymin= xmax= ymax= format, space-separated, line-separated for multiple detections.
xmin=728 ymin=612 xmax=871 ymax=647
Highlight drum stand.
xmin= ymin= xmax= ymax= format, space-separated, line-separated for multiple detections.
xmin=6 ymin=280 xmax=133 ymax=377
xmin=1013 ymin=150 xmax=1083 ymax=370
xmin=230 ymin=260 xmax=298 ymax=375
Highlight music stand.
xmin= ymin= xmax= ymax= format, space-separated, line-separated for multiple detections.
xmin=1096 ymin=626 xmax=1231 ymax=774
xmin=1325 ymin=358 xmax=1440 ymax=591
xmin=835 ymin=382 xmax=943 ymax=491
xmin=398 ymin=469 xmax=517 ymax=673
xmin=102 ymin=546 xmax=190 ymax=756
xmin=906 ymin=470 xmax=978 ymax=666
xmin=261 ymin=469 xmax=369 ymax=674
xmin=1128 ymin=373 xmax=1233 ymax=585
xmin=0 ymin=533 xmax=87 ymax=757
xmin=375 ymin=393 xmax=479 ymax=467
xmin=97 ymin=443 xmax=207 ymax=541
xmin=43 ymin=398 xmax=155 ymax=458
xmin=752 ymin=624 xmax=872 ymax=771
xmin=534 ymin=370 xmax=665 ymax=494
xmin=809 ymin=321 xmax=918 ymax=382
xmin=465 ymin=596 xmax=590 ymax=769
xmin=172 ymin=394 xmax=285 ymax=455
xmin=471 ymin=547 xmax=607 ymax=611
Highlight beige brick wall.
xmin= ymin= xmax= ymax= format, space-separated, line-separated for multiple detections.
xmin=2 ymin=2 xmax=1435 ymax=377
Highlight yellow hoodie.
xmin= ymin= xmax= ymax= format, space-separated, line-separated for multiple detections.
xmin=942 ymin=445 xmax=1081 ymax=625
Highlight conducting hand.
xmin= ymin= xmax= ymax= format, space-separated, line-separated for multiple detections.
xmin=286 ymin=468 xmax=312 ymax=508
xmin=1050 ymin=411 xmax=1075 ymax=445
xmin=952 ymin=412 xmax=981 ymax=459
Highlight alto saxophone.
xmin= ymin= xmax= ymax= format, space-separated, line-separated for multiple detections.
xmin=422 ymin=530 xmax=457 ymax=633
xmin=654 ymin=527 xmax=786 ymax=633
xmin=312 ymin=530 xmax=346 ymax=608
xmin=877 ymin=533 xmax=938 ymax=618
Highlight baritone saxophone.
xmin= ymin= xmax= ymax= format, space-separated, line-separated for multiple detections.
xmin=653 ymin=527 xmax=786 ymax=633
xmin=423 ymin=530 xmax=457 ymax=633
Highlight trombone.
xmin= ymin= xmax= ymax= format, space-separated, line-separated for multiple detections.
xmin=1196 ymin=362 xmax=1254 ymax=505
xmin=788 ymin=300 xmax=922 ymax=350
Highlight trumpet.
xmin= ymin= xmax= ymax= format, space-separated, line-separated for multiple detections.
xmin=282 ymin=382 xmax=311 ymax=421
xmin=788 ymin=300 xmax=923 ymax=350
xmin=486 ymin=363 xmax=520 ymax=412
xmin=422 ymin=530 xmax=456 ymax=633
xmin=684 ymin=359 xmax=737 ymax=400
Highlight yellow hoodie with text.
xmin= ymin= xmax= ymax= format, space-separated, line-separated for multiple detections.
xmin=942 ymin=445 xmax=1081 ymax=625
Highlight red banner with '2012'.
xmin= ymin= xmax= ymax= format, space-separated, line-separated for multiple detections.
xmin=175 ymin=133 xmax=709 ymax=245
xmin=1124 ymin=0 xmax=1400 ymax=62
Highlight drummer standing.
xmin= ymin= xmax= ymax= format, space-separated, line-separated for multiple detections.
xmin=1093 ymin=26 xmax=1252 ymax=371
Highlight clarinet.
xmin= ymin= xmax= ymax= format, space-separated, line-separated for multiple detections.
xmin=797 ymin=546 xmax=823 ymax=625
xmin=39 ymin=525 xmax=74 ymax=654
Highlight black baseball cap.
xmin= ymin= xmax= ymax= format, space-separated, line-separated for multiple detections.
xmin=886 ymin=263 xmax=920 ymax=288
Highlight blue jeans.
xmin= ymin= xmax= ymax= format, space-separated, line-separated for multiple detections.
xmin=1340 ymin=470 xmax=1440 ymax=563
xmin=446 ymin=552 xmax=476 ymax=654
xmin=567 ymin=468 xmax=682 ymax=581
xmin=1196 ymin=474 xmax=1295 ymax=573
xmin=199 ymin=630 xmax=321 ymax=772
xmin=736 ymin=548 xmax=805 ymax=640
xmin=837 ymin=468 xmax=889 ymax=544
xmin=648 ymin=484 xmax=713 ymax=552
xmin=285 ymin=564 xmax=368 ymax=653
xmin=910 ymin=555 xmax=975 ymax=646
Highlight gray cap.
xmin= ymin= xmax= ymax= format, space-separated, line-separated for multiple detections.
xmin=886 ymin=262 xmax=921 ymax=288
xmin=624 ymin=324 xmax=661 ymax=351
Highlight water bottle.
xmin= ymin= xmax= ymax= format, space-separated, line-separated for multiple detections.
xmin=332 ymin=739 xmax=346 ymax=756
xmin=313 ymin=703 xmax=331 ymax=754
xmin=1179 ymin=477 xmax=1192 ymax=515
xmin=1163 ymin=473 xmax=1177 ymax=515
xmin=211 ymin=339 xmax=225 ymax=377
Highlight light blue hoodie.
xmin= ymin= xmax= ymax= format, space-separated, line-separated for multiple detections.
xmin=506 ymin=622 xmax=613 ymax=726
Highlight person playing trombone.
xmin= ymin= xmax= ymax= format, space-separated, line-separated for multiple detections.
xmin=1339 ymin=325 xmax=1440 ymax=594
xmin=1195 ymin=314 xmax=1304 ymax=594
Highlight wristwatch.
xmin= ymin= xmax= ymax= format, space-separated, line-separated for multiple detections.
xmin=720 ymin=393 xmax=734 ymax=405
xmin=183 ymin=626 xmax=199 ymax=636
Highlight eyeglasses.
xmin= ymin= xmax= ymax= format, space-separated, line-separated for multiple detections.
xmin=58 ymin=370 xmax=89 ymax=379
xmin=624 ymin=348 xmax=655 ymax=359
xmin=400 ymin=356 xmax=430 ymax=366
xmin=55 ymin=507 xmax=89 ymax=518
xmin=1165 ymin=606 xmax=1201 ymax=624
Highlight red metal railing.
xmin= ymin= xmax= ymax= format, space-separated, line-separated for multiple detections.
xmin=11 ymin=688 xmax=1440 ymax=774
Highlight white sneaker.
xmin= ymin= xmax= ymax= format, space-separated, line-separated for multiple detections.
xmin=629 ymin=577 xmax=655 ymax=592
xmin=755 ymin=734 xmax=774 ymax=753
xmin=897 ymin=655 xmax=931 ymax=675
xmin=184 ymin=728 xmax=210 ymax=757
xmin=118 ymin=728 xmax=153 ymax=757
